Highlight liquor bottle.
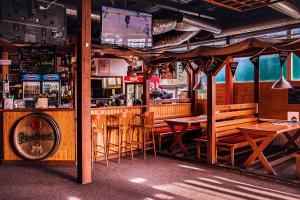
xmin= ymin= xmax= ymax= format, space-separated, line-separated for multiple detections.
xmin=91 ymin=61 xmax=96 ymax=76
xmin=3 ymin=74 xmax=9 ymax=98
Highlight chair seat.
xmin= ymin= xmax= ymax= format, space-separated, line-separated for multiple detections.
xmin=218 ymin=134 xmax=264 ymax=144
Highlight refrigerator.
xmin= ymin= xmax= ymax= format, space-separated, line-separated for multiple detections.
xmin=124 ymin=76 xmax=144 ymax=106
xmin=41 ymin=74 xmax=61 ymax=107
xmin=22 ymin=74 xmax=42 ymax=108
xmin=22 ymin=74 xmax=61 ymax=108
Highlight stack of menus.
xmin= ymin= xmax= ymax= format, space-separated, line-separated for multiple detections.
xmin=20 ymin=46 xmax=56 ymax=74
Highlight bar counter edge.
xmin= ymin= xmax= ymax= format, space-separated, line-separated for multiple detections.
xmin=0 ymin=108 xmax=76 ymax=165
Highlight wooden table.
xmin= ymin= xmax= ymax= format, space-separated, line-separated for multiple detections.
xmin=238 ymin=122 xmax=300 ymax=175
xmin=165 ymin=116 xmax=207 ymax=155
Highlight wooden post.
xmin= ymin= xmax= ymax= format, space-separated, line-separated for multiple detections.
xmin=192 ymin=70 xmax=199 ymax=115
xmin=2 ymin=52 xmax=9 ymax=79
xmin=254 ymin=61 xmax=260 ymax=105
xmin=225 ymin=61 xmax=233 ymax=104
xmin=207 ymin=73 xmax=216 ymax=164
xmin=77 ymin=0 xmax=92 ymax=184
xmin=286 ymin=53 xmax=292 ymax=81
xmin=143 ymin=66 xmax=150 ymax=112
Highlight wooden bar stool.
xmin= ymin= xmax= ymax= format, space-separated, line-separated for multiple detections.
xmin=133 ymin=111 xmax=157 ymax=160
xmin=107 ymin=112 xmax=134 ymax=163
xmin=91 ymin=114 xmax=108 ymax=166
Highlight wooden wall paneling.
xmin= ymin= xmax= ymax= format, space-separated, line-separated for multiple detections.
xmin=2 ymin=111 xmax=76 ymax=161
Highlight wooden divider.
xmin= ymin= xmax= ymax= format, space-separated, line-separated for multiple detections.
xmin=149 ymin=103 xmax=192 ymax=119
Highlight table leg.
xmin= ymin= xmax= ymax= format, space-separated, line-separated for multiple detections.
xmin=169 ymin=124 xmax=189 ymax=155
xmin=282 ymin=131 xmax=300 ymax=151
xmin=243 ymin=134 xmax=277 ymax=175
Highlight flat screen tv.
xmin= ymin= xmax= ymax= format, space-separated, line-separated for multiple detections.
xmin=101 ymin=6 xmax=152 ymax=49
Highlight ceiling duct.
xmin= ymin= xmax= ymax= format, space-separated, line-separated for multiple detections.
xmin=269 ymin=1 xmax=300 ymax=19
xmin=174 ymin=23 xmax=202 ymax=32
xmin=153 ymin=18 xmax=177 ymax=35
xmin=153 ymin=31 xmax=199 ymax=49
xmin=177 ymin=14 xmax=221 ymax=34
xmin=214 ymin=17 xmax=300 ymax=38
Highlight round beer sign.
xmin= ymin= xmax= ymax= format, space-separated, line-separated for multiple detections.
xmin=12 ymin=113 xmax=60 ymax=160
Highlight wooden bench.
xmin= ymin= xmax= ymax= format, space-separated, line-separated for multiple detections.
xmin=195 ymin=103 xmax=265 ymax=166
xmin=154 ymin=115 xmax=202 ymax=151
xmin=295 ymin=153 xmax=300 ymax=179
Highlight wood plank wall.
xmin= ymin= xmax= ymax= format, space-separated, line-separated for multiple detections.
xmin=2 ymin=110 xmax=76 ymax=162
xmin=198 ymin=82 xmax=300 ymax=119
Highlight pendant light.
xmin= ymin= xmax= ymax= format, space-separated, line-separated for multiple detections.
xmin=193 ymin=71 xmax=207 ymax=91
xmin=271 ymin=63 xmax=293 ymax=89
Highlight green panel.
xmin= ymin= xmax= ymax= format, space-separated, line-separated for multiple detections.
xmin=259 ymin=54 xmax=286 ymax=81
xmin=234 ymin=59 xmax=254 ymax=82
xmin=216 ymin=65 xmax=225 ymax=83
xmin=292 ymin=53 xmax=300 ymax=80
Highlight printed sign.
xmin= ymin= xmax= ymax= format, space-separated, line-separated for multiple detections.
xmin=12 ymin=113 xmax=60 ymax=160
xmin=124 ymin=75 xmax=143 ymax=83
xmin=21 ymin=74 xmax=42 ymax=81
xmin=279 ymin=51 xmax=289 ymax=66
xmin=42 ymin=74 xmax=61 ymax=81
xmin=229 ymin=62 xmax=239 ymax=76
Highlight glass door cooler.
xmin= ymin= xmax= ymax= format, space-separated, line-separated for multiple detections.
xmin=42 ymin=74 xmax=61 ymax=107
xmin=22 ymin=74 xmax=42 ymax=108
xmin=124 ymin=76 xmax=143 ymax=106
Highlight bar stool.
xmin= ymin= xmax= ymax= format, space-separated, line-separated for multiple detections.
xmin=133 ymin=111 xmax=157 ymax=160
xmin=91 ymin=114 xmax=108 ymax=166
xmin=107 ymin=112 xmax=134 ymax=163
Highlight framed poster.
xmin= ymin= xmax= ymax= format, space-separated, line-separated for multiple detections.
xmin=159 ymin=63 xmax=176 ymax=79
xmin=98 ymin=59 xmax=110 ymax=75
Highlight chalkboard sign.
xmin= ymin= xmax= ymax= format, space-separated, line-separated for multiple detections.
xmin=288 ymin=87 xmax=300 ymax=104
xmin=20 ymin=46 xmax=56 ymax=74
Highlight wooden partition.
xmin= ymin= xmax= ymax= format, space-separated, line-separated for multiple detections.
xmin=149 ymin=103 xmax=192 ymax=119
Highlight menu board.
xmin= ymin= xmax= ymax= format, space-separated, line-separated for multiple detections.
xmin=20 ymin=46 xmax=56 ymax=74
xmin=288 ymin=87 xmax=300 ymax=104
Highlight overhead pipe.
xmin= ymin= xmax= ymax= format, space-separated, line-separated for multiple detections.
xmin=269 ymin=1 xmax=300 ymax=19
xmin=214 ymin=17 xmax=300 ymax=38
xmin=177 ymin=14 xmax=221 ymax=34
xmin=153 ymin=18 xmax=177 ymax=35
xmin=153 ymin=31 xmax=199 ymax=49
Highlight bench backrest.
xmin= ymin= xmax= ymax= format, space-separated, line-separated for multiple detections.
xmin=215 ymin=103 xmax=258 ymax=138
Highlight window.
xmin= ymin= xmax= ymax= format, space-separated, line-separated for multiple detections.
xmin=234 ymin=58 xmax=254 ymax=82
xmin=216 ymin=65 xmax=225 ymax=83
xmin=292 ymin=53 xmax=300 ymax=80
xmin=259 ymin=54 xmax=286 ymax=82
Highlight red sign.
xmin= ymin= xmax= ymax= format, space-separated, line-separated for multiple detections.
xmin=124 ymin=76 xmax=144 ymax=83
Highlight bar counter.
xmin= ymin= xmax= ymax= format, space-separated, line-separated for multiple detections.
xmin=0 ymin=108 xmax=76 ymax=164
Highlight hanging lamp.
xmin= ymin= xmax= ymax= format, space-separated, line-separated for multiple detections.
xmin=272 ymin=64 xmax=293 ymax=90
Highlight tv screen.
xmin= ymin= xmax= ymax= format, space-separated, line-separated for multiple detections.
xmin=101 ymin=6 xmax=152 ymax=49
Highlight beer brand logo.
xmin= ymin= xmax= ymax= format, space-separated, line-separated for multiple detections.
xmin=12 ymin=113 xmax=60 ymax=160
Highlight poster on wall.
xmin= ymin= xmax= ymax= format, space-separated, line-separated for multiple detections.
xmin=159 ymin=63 xmax=176 ymax=79
xmin=98 ymin=59 xmax=110 ymax=75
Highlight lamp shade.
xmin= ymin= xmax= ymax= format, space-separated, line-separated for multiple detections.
xmin=271 ymin=75 xmax=293 ymax=89
xmin=193 ymin=80 xmax=207 ymax=91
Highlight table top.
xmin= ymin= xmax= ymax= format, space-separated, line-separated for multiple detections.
xmin=238 ymin=122 xmax=300 ymax=136
xmin=165 ymin=115 xmax=207 ymax=126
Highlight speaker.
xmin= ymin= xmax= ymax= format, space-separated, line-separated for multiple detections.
xmin=0 ymin=0 xmax=67 ymax=45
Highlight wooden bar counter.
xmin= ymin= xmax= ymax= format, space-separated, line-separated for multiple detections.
xmin=0 ymin=108 xmax=76 ymax=165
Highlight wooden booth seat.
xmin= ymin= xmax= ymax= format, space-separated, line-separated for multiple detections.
xmin=195 ymin=103 xmax=265 ymax=166
xmin=154 ymin=115 xmax=202 ymax=151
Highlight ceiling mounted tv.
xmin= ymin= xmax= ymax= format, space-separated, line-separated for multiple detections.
xmin=101 ymin=6 xmax=152 ymax=49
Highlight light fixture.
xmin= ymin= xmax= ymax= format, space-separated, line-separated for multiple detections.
xmin=272 ymin=65 xmax=293 ymax=89
xmin=193 ymin=71 xmax=207 ymax=91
